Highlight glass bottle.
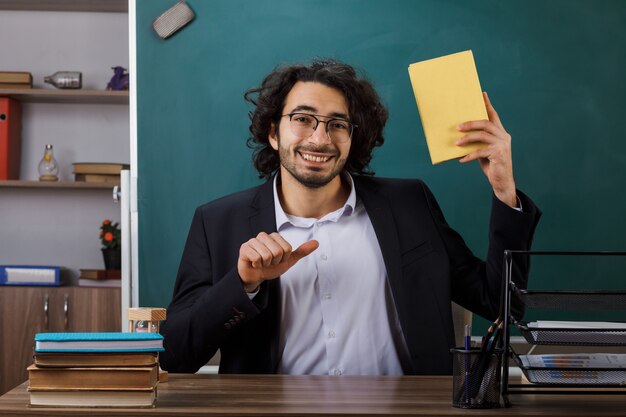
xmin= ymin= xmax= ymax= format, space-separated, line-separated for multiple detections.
xmin=38 ymin=144 xmax=59 ymax=181
xmin=44 ymin=71 xmax=82 ymax=89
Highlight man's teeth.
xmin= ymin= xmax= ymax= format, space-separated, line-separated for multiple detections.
xmin=301 ymin=153 xmax=330 ymax=163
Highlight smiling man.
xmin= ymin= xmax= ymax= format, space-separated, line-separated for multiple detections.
xmin=160 ymin=59 xmax=541 ymax=375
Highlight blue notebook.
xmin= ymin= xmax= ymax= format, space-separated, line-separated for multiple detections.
xmin=34 ymin=332 xmax=164 ymax=353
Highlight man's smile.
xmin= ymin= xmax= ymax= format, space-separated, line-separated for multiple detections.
xmin=298 ymin=151 xmax=333 ymax=163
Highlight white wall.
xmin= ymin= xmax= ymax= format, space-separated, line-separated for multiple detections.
xmin=0 ymin=10 xmax=129 ymax=283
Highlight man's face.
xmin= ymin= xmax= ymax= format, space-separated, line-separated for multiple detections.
xmin=270 ymin=81 xmax=352 ymax=189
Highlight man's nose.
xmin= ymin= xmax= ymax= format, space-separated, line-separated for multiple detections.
xmin=308 ymin=121 xmax=332 ymax=144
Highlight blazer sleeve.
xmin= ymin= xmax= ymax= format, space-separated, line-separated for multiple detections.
xmin=424 ymin=184 xmax=541 ymax=321
xmin=159 ymin=206 xmax=271 ymax=373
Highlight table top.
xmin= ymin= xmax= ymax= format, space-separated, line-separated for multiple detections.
xmin=1 ymin=374 xmax=625 ymax=416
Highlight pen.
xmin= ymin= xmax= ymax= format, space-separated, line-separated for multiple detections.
xmin=464 ymin=324 xmax=471 ymax=404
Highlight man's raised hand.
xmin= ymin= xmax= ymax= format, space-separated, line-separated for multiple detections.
xmin=238 ymin=232 xmax=319 ymax=292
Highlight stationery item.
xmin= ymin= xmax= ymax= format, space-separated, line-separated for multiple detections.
xmin=28 ymin=388 xmax=156 ymax=408
xmin=74 ymin=173 xmax=121 ymax=183
xmin=78 ymin=278 xmax=122 ymax=288
xmin=0 ymin=97 xmax=22 ymax=180
xmin=468 ymin=320 xmax=503 ymax=398
xmin=34 ymin=332 xmax=164 ymax=353
xmin=518 ymin=353 xmax=626 ymax=385
xmin=79 ymin=268 xmax=121 ymax=280
xmin=0 ymin=82 xmax=32 ymax=89
xmin=152 ymin=0 xmax=195 ymax=39
xmin=0 ymin=265 xmax=62 ymax=286
xmin=27 ymin=364 xmax=159 ymax=390
xmin=72 ymin=162 xmax=130 ymax=175
xmin=524 ymin=320 xmax=626 ymax=344
xmin=0 ymin=71 xmax=33 ymax=86
xmin=450 ymin=347 xmax=501 ymax=409
xmin=33 ymin=352 xmax=159 ymax=368
xmin=408 ymin=50 xmax=488 ymax=164
xmin=463 ymin=325 xmax=471 ymax=404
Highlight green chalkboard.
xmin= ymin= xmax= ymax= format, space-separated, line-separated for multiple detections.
xmin=136 ymin=0 xmax=626 ymax=325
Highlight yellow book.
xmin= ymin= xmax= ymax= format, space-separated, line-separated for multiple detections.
xmin=408 ymin=50 xmax=488 ymax=164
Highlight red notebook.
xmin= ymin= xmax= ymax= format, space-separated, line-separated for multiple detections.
xmin=0 ymin=97 xmax=22 ymax=180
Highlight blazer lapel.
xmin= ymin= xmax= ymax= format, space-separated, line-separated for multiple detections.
xmin=248 ymin=177 xmax=281 ymax=372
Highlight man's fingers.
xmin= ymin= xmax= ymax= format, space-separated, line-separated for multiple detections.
xmin=257 ymin=232 xmax=290 ymax=265
xmin=289 ymin=240 xmax=320 ymax=266
xmin=456 ymin=119 xmax=502 ymax=137
xmin=247 ymin=238 xmax=275 ymax=267
xmin=459 ymin=148 xmax=492 ymax=163
xmin=456 ymin=131 xmax=498 ymax=146
xmin=483 ymin=92 xmax=504 ymax=129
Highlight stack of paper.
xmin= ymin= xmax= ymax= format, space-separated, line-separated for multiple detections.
xmin=519 ymin=353 xmax=626 ymax=385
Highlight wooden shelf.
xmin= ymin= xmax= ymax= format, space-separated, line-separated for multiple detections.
xmin=0 ymin=89 xmax=128 ymax=104
xmin=0 ymin=180 xmax=118 ymax=189
xmin=0 ymin=0 xmax=127 ymax=13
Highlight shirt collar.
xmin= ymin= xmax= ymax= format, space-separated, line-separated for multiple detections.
xmin=273 ymin=172 xmax=357 ymax=231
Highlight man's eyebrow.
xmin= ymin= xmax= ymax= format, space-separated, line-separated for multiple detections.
xmin=289 ymin=105 xmax=350 ymax=120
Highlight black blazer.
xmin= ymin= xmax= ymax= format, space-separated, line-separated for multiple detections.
xmin=160 ymin=176 xmax=541 ymax=375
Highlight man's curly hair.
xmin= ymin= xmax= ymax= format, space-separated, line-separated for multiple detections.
xmin=244 ymin=59 xmax=388 ymax=179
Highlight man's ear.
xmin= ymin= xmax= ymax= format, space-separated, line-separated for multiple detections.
xmin=269 ymin=123 xmax=279 ymax=151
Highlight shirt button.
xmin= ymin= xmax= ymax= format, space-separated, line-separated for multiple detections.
xmin=320 ymin=254 xmax=328 ymax=261
xmin=322 ymin=293 xmax=332 ymax=300
xmin=328 ymin=330 xmax=335 ymax=338
xmin=333 ymin=369 xmax=342 ymax=376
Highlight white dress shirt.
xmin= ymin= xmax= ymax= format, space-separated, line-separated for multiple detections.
xmin=271 ymin=174 xmax=408 ymax=375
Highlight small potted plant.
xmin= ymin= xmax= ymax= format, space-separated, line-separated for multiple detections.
xmin=100 ymin=219 xmax=121 ymax=270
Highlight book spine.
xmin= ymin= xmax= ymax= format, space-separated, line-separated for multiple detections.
xmin=0 ymin=98 xmax=21 ymax=180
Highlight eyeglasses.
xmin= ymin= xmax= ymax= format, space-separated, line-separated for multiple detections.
xmin=282 ymin=112 xmax=357 ymax=143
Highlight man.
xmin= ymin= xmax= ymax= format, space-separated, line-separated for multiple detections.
xmin=160 ymin=59 xmax=541 ymax=375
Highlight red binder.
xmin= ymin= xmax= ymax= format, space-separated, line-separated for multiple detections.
xmin=0 ymin=97 xmax=22 ymax=180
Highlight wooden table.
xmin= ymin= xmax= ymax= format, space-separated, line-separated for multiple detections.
xmin=0 ymin=374 xmax=625 ymax=416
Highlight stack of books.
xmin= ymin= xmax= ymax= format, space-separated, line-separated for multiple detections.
xmin=0 ymin=71 xmax=33 ymax=89
xmin=28 ymin=332 xmax=164 ymax=408
xmin=78 ymin=268 xmax=121 ymax=287
xmin=72 ymin=162 xmax=130 ymax=184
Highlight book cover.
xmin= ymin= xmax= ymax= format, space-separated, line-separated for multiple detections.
xmin=72 ymin=162 xmax=130 ymax=175
xmin=79 ymin=269 xmax=121 ymax=280
xmin=34 ymin=352 xmax=158 ymax=368
xmin=27 ymin=364 xmax=159 ymax=390
xmin=34 ymin=332 xmax=164 ymax=353
xmin=0 ymin=97 xmax=22 ymax=180
xmin=0 ymin=71 xmax=33 ymax=84
xmin=0 ymin=265 xmax=62 ymax=286
xmin=29 ymin=388 xmax=156 ymax=408
xmin=408 ymin=50 xmax=488 ymax=164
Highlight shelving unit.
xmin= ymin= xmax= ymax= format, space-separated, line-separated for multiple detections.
xmin=0 ymin=88 xmax=128 ymax=104
xmin=0 ymin=180 xmax=118 ymax=189
xmin=0 ymin=1 xmax=130 ymax=396
xmin=0 ymin=0 xmax=127 ymax=13
xmin=500 ymin=251 xmax=626 ymax=406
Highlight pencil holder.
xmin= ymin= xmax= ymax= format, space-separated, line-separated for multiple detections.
xmin=450 ymin=347 xmax=502 ymax=409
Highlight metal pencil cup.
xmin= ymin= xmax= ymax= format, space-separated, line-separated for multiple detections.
xmin=450 ymin=347 xmax=502 ymax=409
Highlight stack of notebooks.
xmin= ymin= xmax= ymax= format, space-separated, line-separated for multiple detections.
xmin=72 ymin=162 xmax=130 ymax=184
xmin=28 ymin=332 xmax=164 ymax=408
